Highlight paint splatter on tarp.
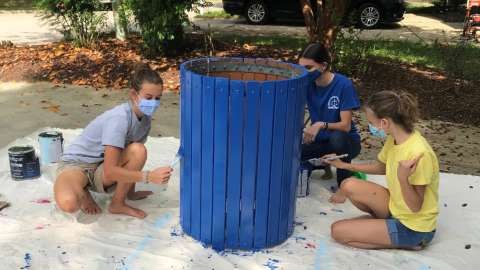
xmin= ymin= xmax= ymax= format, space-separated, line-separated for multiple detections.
xmin=20 ymin=253 xmax=32 ymax=269
xmin=216 ymin=250 xmax=256 ymax=257
xmin=170 ymin=226 xmax=183 ymax=237
xmin=264 ymin=258 xmax=280 ymax=270
xmin=32 ymin=198 xmax=51 ymax=204
xmin=35 ymin=224 xmax=51 ymax=230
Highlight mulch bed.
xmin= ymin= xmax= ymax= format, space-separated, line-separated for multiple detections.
xmin=1 ymin=35 xmax=479 ymax=126
xmin=358 ymin=60 xmax=480 ymax=126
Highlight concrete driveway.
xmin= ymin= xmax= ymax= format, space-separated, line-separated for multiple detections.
xmin=0 ymin=9 xmax=464 ymax=45
xmin=192 ymin=13 xmax=464 ymax=43
xmin=0 ymin=82 xmax=180 ymax=148
xmin=0 ymin=11 xmax=63 ymax=45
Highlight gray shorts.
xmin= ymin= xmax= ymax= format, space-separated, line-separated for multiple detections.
xmin=56 ymin=161 xmax=116 ymax=193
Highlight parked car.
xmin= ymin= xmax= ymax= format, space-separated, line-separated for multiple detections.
xmin=222 ymin=0 xmax=406 ymax=29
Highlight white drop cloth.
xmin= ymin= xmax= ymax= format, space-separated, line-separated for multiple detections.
xmin=0 ymin=129 xmax=478 ymax=270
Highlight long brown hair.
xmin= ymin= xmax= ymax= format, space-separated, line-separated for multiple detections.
xmin=130 ymin=64 xmax=163 ymax=92
xmin=366 ymin=91 xmax=420 ymax=133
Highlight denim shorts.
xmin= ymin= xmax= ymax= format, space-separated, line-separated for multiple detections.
xmin=386 ymin=218 xmax=436 ymax=248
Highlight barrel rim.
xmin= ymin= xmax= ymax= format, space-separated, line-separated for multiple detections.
xmin=181 ymin=57 xmax=309 ymax=83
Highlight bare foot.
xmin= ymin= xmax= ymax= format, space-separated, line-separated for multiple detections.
xmin=80 ymin=190 xmax=102 ymax=215
xmin=321 ymin=166 xmax=333 ymax=180
xmin=127 ymin=190 xmax=153 ymax=201
xmin=109 ymin=203 xmax=147 ymax=219
xmin=328 ymin=190 xmax=347 ymax=204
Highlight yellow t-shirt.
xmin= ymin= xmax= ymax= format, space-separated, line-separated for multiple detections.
xmin=378 ymin=130 xmax=439 ymax=232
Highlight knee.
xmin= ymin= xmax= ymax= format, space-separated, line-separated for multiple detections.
xmin=328 ymin=131 xmax=349 ymax=152
xmin=56 ymin=194 xmax=79 ymax=213
xmin=331 ymin=221 xmax=348 ymax=243
xmin=339 ymin=177 xmax=361 ymax=195
xmin=126 ymin=143 xmax=147 ymax=160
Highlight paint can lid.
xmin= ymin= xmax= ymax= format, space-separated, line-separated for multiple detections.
xmin=8 ymin=146 xmax=35 ymax=155
xmin=39 ymin=131 xmax=63 ymax=138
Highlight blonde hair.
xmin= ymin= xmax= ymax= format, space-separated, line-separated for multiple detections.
xmin=366 ymin=91 xmax=419 ymax=133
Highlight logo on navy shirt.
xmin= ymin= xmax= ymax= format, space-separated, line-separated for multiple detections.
xmin=328 ymin=96 xmax=340 ymax=109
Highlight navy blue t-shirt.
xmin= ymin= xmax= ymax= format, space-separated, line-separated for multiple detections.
xmin=307 ymin=73 xmax=361 ymax=142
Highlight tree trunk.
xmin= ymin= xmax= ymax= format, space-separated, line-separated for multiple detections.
xmin=113 ymin=0 xmax=127 ymax=40
xmin=299 ymin=0 xmax=348 ymax=49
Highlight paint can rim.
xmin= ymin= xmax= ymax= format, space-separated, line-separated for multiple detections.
xmin=38 ymin=131 xmax=63 ymax=138
xmin=8 ymin=145 xmax=35 ymax=155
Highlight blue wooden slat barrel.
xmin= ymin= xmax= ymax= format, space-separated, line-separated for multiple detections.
xmin=180 ymin=57 xmax=309 ymax=250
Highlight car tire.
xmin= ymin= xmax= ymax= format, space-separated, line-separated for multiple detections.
xmin=357 ymin=3 xmax=382 ymax=29
xmin=245 ymin=1 xmax=269 ymax=24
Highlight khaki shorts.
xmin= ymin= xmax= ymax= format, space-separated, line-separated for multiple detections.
xmin=56 ymin=161 xmax=116 ymax=193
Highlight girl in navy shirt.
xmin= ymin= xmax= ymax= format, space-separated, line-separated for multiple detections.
xmin=299 ymin=43 xmax=362 ymax=203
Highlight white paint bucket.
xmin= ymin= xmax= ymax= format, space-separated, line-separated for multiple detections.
xmin=38 ymin=131 xmax=64 ymax=165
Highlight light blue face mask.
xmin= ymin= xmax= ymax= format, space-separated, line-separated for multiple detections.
xmin=138 ymin=97 xmax=161 ymax=117
xmin=368 ymin=123 xmax=386 ymax=139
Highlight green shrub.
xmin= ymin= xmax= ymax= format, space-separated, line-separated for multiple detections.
xmin=123 ymin=0 xmax=210 ymax=57
xmin=34 ymin=0 xmax=106 ymax=48
xmin=333 ymin=27 xmax=370 ymax=78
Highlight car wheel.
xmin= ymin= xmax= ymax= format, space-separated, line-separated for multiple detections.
xmin=245 ymin=1 xmax=269 ymax=24
xmin=358 ymin=3 xmax=381 ymax=29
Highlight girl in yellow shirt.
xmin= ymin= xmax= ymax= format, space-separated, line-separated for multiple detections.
xmin=324 ymin=90 xmax=439 ymax=250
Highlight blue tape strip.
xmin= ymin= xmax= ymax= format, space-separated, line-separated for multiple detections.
xmin=314 ymin=240 xmax=327 ymax=270
xmin=122 ymin=212 xmax=172 ymax=270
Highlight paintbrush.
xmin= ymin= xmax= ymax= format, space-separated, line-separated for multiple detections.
xmin=170 ymin=152 xmax=182 ymax=169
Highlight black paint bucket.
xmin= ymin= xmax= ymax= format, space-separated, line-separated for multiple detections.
xmin=8 ymin=146 xmax=41 ymax=180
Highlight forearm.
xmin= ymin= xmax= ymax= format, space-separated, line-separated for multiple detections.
xmin=342 ymin=161 xmax=386 ymax=175
xmin=398 ymin=176 xmax=423 ymax=212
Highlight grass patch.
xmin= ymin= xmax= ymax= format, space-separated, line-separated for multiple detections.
xmin=0 ymin=0 xmax=34 ymax=10
xmin=214 ymin=33 xmax=480 ymax=80
xmin=361 ymin=40 xmax=479 ymax=80
xmin=195 ymin=10 xmax=234 ymax=19
xmin=406 ymin=2 xmax=436 ymax=14
xmin=215 ymin=33 xmax=308 ymax=50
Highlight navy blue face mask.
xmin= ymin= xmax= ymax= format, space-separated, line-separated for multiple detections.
xmin=307 ymin=69 xmax=321 ymax=83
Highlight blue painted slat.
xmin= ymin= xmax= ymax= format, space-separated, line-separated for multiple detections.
xmin=267 ymin=80 xmax=289 ymax=246
xmin=182 ymin=68 xmax=193 ymax=234
xmin=278 ymin=79 xmax=298 ymax=241
xmin=179 ymin=66 xmax=186 ymax=229
xmin=253 ymin=81 xmax=275 ymax=249
xmin=239 ymin=81 xmax=261 ymax=249
xmin=201 ymin=76 xmax=215 ymax=244
xmin=288 ymin=78 xmax=308 ymax=235
xmin=226 ymin=80 xmax=244 ymax=248
xmin=212 ymin=78 xmax=229 ymax=250
xmin=191 ymin=73 xmax=203 ymax=240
